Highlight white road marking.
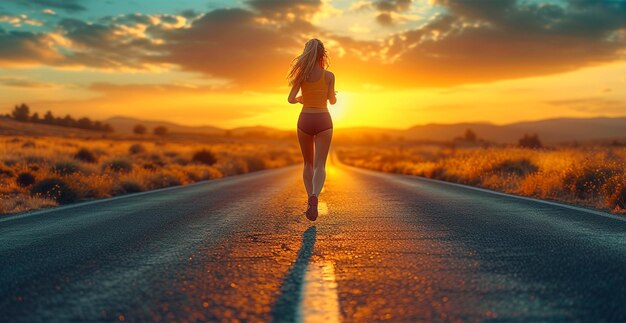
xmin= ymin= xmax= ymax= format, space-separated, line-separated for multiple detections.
xmin=299 ymin=260 xmax=341 ymax=323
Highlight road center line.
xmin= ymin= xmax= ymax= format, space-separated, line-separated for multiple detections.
xmin=299 ymin=260 xmax=341 ymax=323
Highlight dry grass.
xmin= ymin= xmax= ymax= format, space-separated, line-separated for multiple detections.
xmin=336 ymin=144 xmax=626 ymax=214
xmin=0 ymin=136 xmax=301 ymax=214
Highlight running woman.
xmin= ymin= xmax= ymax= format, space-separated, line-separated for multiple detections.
xmin=287 ymin=38 xmax=337 ymax=221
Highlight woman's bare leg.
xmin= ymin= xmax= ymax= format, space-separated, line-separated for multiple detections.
xmin=297 ymin=128 xmax=315 ymax=197
xmin=312 ymin=128 xmax=333 ymax=196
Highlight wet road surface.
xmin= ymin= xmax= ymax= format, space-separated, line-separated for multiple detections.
xmin=1 ymin=154 xmax=626 ymax=322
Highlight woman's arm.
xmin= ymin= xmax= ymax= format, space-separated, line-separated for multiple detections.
xmin=327 ymin=72 xmax=337 ymax=105
xmin=287 ymin=82 xmax=302 ymax=104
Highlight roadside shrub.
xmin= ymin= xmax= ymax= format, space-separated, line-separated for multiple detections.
xmin=3 ymin=159 xmax=19 ymax=167
xmin=164 ymin=151 xmax=178 ymax=158
xmin=24 ymin=155 xmax=45 ymax=164
xmin=610 ymin=186 xmax=626 ymax=209
xmin=102 ymin=159 xmax=133 ymax=173
xmin=0 ymin=165 xmax=13 ymax=177
xmin=113 ymin=180 xmax=145 ymax=195
xmin=53 ymin=161 xmax=82 ymax=175
xmin=518 ymin=134 xmax=542 ymax=149
xmin=148 ymin=153 xmax=166 ymax=167
xmin=74 ymin=148 xmax=97 ymax=163
xmin=16 ymin=172 xmax=36 ymax=186
xmin=244 ymin=155 xmax=266 ymax=172
xmin=174 ymin=157 xmax=190 ymax=166
xmin=192 ymin=149 xmax=217 ymax=165
xmin=491 ymin=159 xmax=538 ymax=176
xmin=128 ymin=143 xmax=146 ymax=155
xmin=142 ymin=162 xmax=158 ymax=170
xmin=217 ymin=158 xmax=249 ymax=175
xmin=564 ymin=166 xmax=618 ymax=199
xmin=147 ymin=173 xmax=182 ymax=189
xmin=30 ymin=178 xmax=79 ymax=204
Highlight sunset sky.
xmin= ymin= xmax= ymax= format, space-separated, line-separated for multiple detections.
xmin=0 ymin=0 xmax=624 ymax=129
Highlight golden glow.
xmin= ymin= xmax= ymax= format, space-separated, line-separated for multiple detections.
xmin=1 ymin=55 xmax=624 ymax=130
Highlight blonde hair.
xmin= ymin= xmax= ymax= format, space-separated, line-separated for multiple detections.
xmin=287 ymin=38 xmax=330 ymax=86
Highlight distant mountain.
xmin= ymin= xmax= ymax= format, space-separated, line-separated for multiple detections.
xmin=508 ymin=117 xmax=626 ymax=142
xmin=105 ymin=116 xmax=225 ymax=135
xmin=104 ymin=116 xmax=292 ymax=138
xmin=103 ymin=115 xmax=626 ymax=143
xmin=400 ymin=117 xmax=626 ymax=143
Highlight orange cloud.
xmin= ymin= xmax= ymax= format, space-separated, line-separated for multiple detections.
xmin=0 ymin=0 xmax=624 ymax=92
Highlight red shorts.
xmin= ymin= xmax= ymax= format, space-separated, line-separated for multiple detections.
xmin=297 ymin=111 xmax=333 ymax=136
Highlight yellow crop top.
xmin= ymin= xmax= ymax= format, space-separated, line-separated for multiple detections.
xmin=301 ymin=70 xmax=328 ymax=109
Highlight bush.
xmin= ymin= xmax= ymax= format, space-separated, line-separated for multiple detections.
xmin=192 ymin=149 xmax=217 ymax=165
xmin=113 ymin=181 xmax=145 ymax=195
xmin=610 ymin=186 xmax=626 ymax=209
xmin=24 ymin=155 xmax=45 ymax=164
xmin=133 ymin=124 xmax=147 ymax=135
xmin=128 ymin=143 xmax=146 ymax=155
xmin=0 ymin=165 xmax=13 ymax=177
xmin=16 ymin=172 xmax=36 ymax=186
xmin=142 ymin=162 xmax=158 ymax=170
xmin=153 ymin=126 xmax=168 ymax=136
xmin=519 ymin=134 xmax=542 ymax=149
xmin=491 ymin=159 xmax=538 ymax=176
xmin=74 ymin=148 xmax=97 ymax=163
xmin=53 ymin=161 xmax=82 ymax=175
xmin=21 ymin=141 xmax=36 ymax=148
xmin=148 ymin=173 xmax=182 ymax=189
xmin=102 ymin=159 xmax=133 ymax=173
xmin=564 ymin=166 xmax=617 ymax=199
xmin=30 ymin=178 xmax=79 ymax=204
xmin=174 ymin=157 xmax=189 ymax=165
xmin=244 ymin=155 xmax=266 ymax=172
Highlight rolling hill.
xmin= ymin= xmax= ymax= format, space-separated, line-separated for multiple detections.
xmin=4 ymin=115 xmax=622 ymax=144
xmin=341 ymin=117 xmax=626 ymax=143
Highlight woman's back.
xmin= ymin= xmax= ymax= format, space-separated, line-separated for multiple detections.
xmin=301 ymin=68 xmax=328 ymax=109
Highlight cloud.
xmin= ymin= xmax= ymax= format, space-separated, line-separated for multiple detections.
xmin=156 ymin=7 xmax=319 ymax=90
xmin=374 ymin=0 xmax=412 ymax=12
xmin=0 ymin=76 xmax=56 ymax=88
xmin=0 ymin=28 xmax=63 ymax=66
xmin=6 ymin=0 xmax=85 ymax=12
xmin=378 ymin=0 xmax=626 ymax=85
xmin=0 ymin=14 xmax=44 ymax=27
xmin=547 ymin=97 xmax=626 ymax=113
xmin=349 ymin=0 xmax=415 ymax=26
xmin=0 ymin=0 xmax=625 ymax=91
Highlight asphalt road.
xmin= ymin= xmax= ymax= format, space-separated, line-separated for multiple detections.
xmin=1 ymin=154 xmax=626 ymax=322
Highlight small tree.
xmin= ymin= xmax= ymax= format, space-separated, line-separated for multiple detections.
xmin=62 ymin=115 xmax=76 ymax=127
xmin=133 ymin=124 xmax=147 ymax=135
xmin=153 ymin=126 xmax=168 ymax=136
xmin=43 ymin=110 xmax=55 ymax=124
xmin=103 ymin=123 xmax=114 ymax=133
xmin=77 ymin=117 xmax=93 ymax=129
xmin=518 ymin=133 xmax=542 ymax=149
xmin=30 ymin=112 xmax=41 ymax=123
xmin=11 ymin=103 xmax=30 ymax=121
xmin=464 ymin=128 xmax=477 ymax=142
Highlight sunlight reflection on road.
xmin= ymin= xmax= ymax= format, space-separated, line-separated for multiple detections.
xmin=300 ymin=260 xmax=340 ymax=323
xmin=317 ymin=202 xmax=328 ymax=216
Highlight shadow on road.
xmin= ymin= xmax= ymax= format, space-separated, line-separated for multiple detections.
xmin=271 ymin=225 xmax=317 ymax=322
